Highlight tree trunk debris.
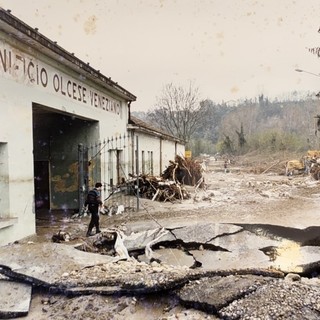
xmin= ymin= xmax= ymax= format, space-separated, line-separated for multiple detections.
xmin=125 ymin=155 xmax=205 ymax=202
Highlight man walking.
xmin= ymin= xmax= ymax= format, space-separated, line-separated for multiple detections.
xmin=85 ymin=182 xmax=103 ymax=236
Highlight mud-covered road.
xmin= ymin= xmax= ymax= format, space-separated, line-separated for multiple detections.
xmin=5 ymin=155 xmax=320 ymax=319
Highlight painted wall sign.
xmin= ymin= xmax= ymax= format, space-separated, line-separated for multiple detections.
xmin=0 ymin=40 xmax=121 ymax=115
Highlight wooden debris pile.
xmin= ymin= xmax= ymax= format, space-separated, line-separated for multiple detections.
xmin=162 ymin=155 xmax=205 ymax=187
xmin=132 ymin=175 xmax=190 ymax=202
xmin=117 ymin=156 xmax=205 ymax=203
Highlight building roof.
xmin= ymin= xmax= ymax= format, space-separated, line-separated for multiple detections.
xmin=0 ymin=8 xmax=136 ymax=102
xmin=128 ymin=115 xmax=185 ymax=144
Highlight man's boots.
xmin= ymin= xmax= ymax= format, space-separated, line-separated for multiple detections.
xmin=86 ymin=230 xmax=94 ymax=237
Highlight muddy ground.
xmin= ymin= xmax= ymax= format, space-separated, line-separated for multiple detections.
xmin=12 ymin=153 xmax=320 ymax=319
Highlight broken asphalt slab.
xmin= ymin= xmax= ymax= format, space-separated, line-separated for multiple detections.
xmin=123 ymin=222 xmax=320 ymax=274
xmin=177 ymin=275 xmax=275 ymax=313
xmin=0 ymin=279 xmax=32 ymax=319
xmin=169 ymin=223 xmax=243 ymax=244
xmin=0 ymin=242 xmax=115 ymax=286
xmin=177 ymin=275 xmax=320 ymax=318
xmin=1 ymin=221 xmax=320 ymax=319
xmin=1 ymin=223 xmax=319 ymax=288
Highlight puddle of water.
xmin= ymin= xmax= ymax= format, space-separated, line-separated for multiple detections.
xmin=236 ymin=224 xmax=320 ymax=274
xmin=238 ymin=224 xmax=320 ymax=246
xmin=269 ymin=240 xmax=304 ymax=273
xmin=35 ymin=209 xmax=85 ymax=242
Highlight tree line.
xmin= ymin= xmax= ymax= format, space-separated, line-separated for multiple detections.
xmin=133 ymin=83 xmax=320 ymax=157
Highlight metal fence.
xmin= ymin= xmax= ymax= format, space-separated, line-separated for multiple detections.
xmin=78 ymin=134 xmax=139 ymax=214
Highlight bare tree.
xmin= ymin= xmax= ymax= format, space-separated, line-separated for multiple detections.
xmin=147 ymin=81 xmax=204 ymax=145
xmin=236 ymin=123 xmax=246 ymax=149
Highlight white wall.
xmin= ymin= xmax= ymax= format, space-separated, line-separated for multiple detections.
xmin=132 ymin=131 xmax=185 ymax=176
xmin=0 ymin=80 xmax=36 ymax=245
xmin=137 ymin=133 xmax=161 ymax=175
xmin=162 ymin=139 xmax=185 ymax=172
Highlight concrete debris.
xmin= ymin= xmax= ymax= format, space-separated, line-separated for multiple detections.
xmin=219 ymin=278 xmax=320 ymax=319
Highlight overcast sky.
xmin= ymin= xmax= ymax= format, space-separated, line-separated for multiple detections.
xmin=0 ymin=0 xmax=319 ymax=111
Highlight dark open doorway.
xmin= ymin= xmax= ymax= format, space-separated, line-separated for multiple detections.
xmin=34 ymin=160 xmax=50 ymax=209
xmin=32 ymin=103 xmax=99 ymax=216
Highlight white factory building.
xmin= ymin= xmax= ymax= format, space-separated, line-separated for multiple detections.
xmin=0 ymin=8 xmax=185 ymax=246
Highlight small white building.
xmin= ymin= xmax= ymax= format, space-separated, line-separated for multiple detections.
xmin=0 ymin=8 xmax=184 ymax=246
xmin=128 ymin=115 xmax=185 ymax=176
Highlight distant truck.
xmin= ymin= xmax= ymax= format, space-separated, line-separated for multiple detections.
xmin=285 ymin=151 xmax=320 ymax=176
xmin=285 ymin=159 xmax=307 ymax=176
xmin=307 ymin=150 xmax=320 ymax=158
